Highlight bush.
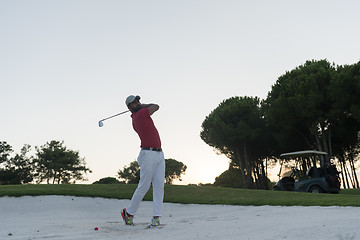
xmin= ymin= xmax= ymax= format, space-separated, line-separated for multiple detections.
xmin=213 ymin=168 xmax=245 ymax=188
xmin=92 ymin=177 xmax=122 ymax=184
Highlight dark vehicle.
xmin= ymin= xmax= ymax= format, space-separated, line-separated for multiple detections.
xmin=273 ymin=150 xmax=341 ymax=193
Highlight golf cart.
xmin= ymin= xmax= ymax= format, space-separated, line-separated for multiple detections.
xmin=273 ymin=150 xmax=341 ymax=193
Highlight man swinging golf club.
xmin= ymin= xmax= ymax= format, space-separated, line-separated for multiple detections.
xmin=121 ymin=95 xmax=165 ymax=228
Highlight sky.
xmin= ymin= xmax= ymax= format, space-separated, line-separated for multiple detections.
xmin=1 ymin=1 xmax=360 ymax=185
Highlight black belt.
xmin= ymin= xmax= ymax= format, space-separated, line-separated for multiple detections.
xmin=142 ymin=147 xmax=162 ymax=152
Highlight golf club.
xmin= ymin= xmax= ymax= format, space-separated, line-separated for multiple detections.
xmin=98 ymin=110 xmax=130 ymax=127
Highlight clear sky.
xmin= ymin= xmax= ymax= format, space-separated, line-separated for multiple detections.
xmin=1 ymin=1 xmax=360 ymax=185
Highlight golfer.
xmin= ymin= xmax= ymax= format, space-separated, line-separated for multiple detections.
xmin=121 ymin=95 xmax=165 ymax=227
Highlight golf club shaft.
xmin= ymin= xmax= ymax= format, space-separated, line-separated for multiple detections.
xmin=100 ymin=110 xmax=130 ymax=122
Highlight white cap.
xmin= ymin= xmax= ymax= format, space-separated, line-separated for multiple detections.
xmin=125 ymin=95 xmax=140 ymax=106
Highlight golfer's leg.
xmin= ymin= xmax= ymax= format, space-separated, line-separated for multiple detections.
xmin=152 ymin=152 xmax=165 ymax=217
xmin=127 ymin=151 xmax=152 ymax=216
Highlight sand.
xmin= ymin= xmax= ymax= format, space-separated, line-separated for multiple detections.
xmin=0 ymin=196 xmax=358 ymax=240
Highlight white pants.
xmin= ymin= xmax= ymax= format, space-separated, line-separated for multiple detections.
xmin=127 ymin=150 xmax=165 ymax=217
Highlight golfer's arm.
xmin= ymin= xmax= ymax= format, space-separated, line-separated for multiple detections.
xmin=142 ymin=103 xmax=159 ymax=115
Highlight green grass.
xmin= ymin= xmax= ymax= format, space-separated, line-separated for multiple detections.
xmin=1 ymin=184 xmax=360 ymax=207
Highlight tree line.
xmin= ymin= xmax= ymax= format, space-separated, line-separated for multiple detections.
xmin=201 ymin=59 xmax=360 ymax=189
xmin=0 ymin=140 xmax=91 ymax=184
xmin=0 ymin=140 xmax=187 ymax=185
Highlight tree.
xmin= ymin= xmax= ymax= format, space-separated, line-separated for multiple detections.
xmin=329 ymin=62 xmax=360 ymax=188
xmin=0 ymin=141 xmax=13 ymax=164
xmin=0 ymin=142 xmax=34 ymax=185
xmin=0 ymin=141 xmax=14 ymax=184
xmin=330 ymin=62 xmax=360 ymax=124
xmin=117 ymin=161 xmax=140 ymax=184
xmin=164 ymin=158 xmax=187 ymax=184
xmin=117 ymin=158 xmax=187 ymax=184
xmin=34 ymin=140 xmax=91 ymax=184
xmin=6 ymin=144 xmax=34 ymax=184
xmin=201 ymin=96 xmax=272 ymax=189
xmin=263 ymin=60 xmax=337 ymax=159
xmin=264 ymin=60 xmax=360 ymax=187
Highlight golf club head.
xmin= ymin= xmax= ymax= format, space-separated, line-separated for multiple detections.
xmin=98 ymin=121 xmax=104 ymax=127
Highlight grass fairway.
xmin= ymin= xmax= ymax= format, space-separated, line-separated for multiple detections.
xmin=1 ymin=184 xmax=360 ymax=207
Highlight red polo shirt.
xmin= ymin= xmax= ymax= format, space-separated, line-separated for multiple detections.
xmin=131 ymin=108 xmax=161 ymax=148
